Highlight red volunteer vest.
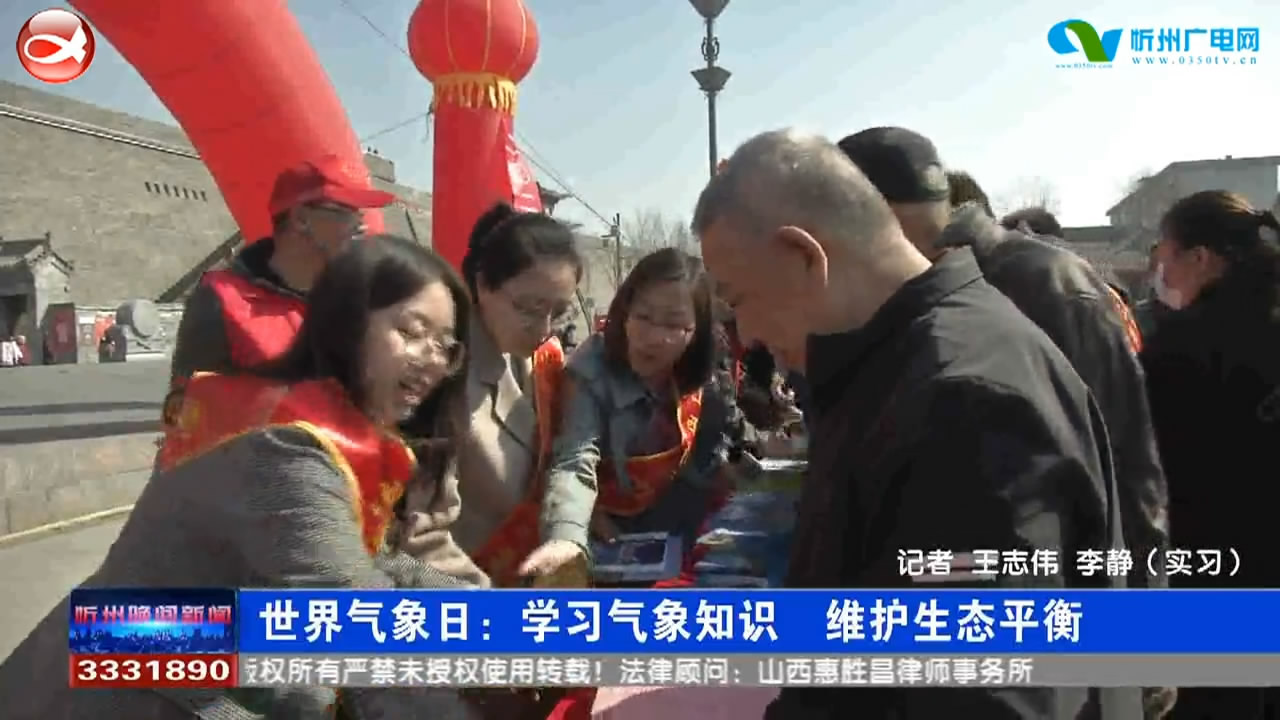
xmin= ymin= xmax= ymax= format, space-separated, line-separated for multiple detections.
xmin=203 ymin=269 xmax=306 ymax=369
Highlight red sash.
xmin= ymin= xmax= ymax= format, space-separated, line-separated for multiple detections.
xmin=1105 ymin=285 xmax=1143 ymax=354
xmin=204 ymin=269 xmax=305 ymax=369
xmin=158 ymin=373 xmax=416 ymax=555
xmin=596 ymin=390 xmax=703 ymax=517
xmin=470 ymin=338 xmax=568 ymax=588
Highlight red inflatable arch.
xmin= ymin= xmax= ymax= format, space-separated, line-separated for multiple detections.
xmin=69 ymin=0 xmax=385 ymax=242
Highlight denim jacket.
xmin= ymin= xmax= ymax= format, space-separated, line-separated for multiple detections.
xmin=540 ymin=334 xmax=733 ymax=550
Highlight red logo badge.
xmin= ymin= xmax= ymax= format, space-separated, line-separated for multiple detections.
xmin=16 ymin=8 xmax=95 ymax=84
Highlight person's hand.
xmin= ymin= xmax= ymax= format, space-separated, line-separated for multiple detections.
xmin=518 ymin=540 xmax=585 ymax=578
xmin=769 ymin=376 xmax=794 ymax=404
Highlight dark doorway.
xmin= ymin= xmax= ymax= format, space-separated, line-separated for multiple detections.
xmin=1 ymin=293 xmax=30 ymax=338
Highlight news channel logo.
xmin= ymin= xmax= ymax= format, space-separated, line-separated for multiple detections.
xmin=15 ymin=8 xmax=96 ymax=84
xmin=1048 ymin=19 xmax=1261 ymax=70
xmin=68 ymin=589 xmax=237 ymax=655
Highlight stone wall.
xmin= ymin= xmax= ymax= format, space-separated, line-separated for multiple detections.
xmin=0 ymin=436 xmax=154 ymax=536
xmin=365 ymin=153 xmax=433 ymax=244
xmin=0 ymin=81 xmax=240 ymax=305
xmin=31 ymin=254 xmax=73 ymax=336
xmin=0 ymin=360 xmax=167 ymax=537
xmin=0 ymin=80 xmax=435 ymax=309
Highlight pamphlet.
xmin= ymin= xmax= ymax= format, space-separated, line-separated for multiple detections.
xmin=591 ymin=532 xmax=683 ymax=583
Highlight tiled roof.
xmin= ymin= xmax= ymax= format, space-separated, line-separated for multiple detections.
xmin=0 ymin=237 xmax=46 ymax=262
xmin=0 ymin=234 xmax=72 ymax=272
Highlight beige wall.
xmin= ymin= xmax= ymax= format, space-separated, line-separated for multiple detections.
xmin=0 ymin=80 xmax=434 ymax=307
xmin=0 ymin=82 xmax=239 ymax=304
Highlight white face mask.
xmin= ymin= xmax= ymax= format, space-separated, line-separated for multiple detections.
xmin=1152 ymin=263 xmax=1186 ymax=310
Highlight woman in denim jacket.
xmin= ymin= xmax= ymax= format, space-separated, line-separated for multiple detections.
xmin=520 ymin=247 xmax=734 ymax=576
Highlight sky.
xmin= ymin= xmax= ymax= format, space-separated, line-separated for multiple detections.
xmin=2 ymin=0 xmax=1278 ymax=235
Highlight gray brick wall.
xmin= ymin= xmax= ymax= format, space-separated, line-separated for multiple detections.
xmin=0 ymin=80 xmax=436 ymax=306
xmin=0 ymin=81 xmax=238 ymax=305
xmin=0 ymin=435 xmax=155 ymax=536
xmin=0 ymin=80 xmax=192 ymax=147
xmin=0 ymin=81 xmax=631 ymax=344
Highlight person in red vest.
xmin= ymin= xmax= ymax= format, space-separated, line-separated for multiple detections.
xmin=166 ymin=156 xmax=396 ymax=422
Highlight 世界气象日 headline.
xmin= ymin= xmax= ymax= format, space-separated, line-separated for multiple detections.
xmin=227 ymin=589 xmax=1280 ymax=655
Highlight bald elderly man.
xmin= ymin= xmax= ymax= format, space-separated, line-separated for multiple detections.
xmin=692 ymin=129 xmax=1140 ymax=720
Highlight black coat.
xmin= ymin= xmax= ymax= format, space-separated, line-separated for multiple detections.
xmin=1141 ymin=281 xmax=1280 ymax=719
xmin=1135 ymin=296 xmax=1173 ymax=341
xmin=939 ymin=207 xmax=1170 ymax=589
xmin=767 ymin=249 xmax=1140 ymax=719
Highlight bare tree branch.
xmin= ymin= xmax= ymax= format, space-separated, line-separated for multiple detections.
xmin=622 ymin=209 xmax=661 ymax=252
xmin=603 ymin=209 xmax=697 ymax=288
xmin=622 ymin=209 xmax=693 ymax=252
xmin=667 ymin=222 xmax=696 ymax=253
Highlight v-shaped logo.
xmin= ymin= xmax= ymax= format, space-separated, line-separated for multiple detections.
xmin=1048 ymin=19 xmax=1123 ymax=63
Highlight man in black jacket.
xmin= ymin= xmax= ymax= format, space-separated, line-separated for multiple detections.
xmin=693 ymin=128 xmax=1139 ymax=720
xmin=839 ymin=128 xmax=1170 ymax=594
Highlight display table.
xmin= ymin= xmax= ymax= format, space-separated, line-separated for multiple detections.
xmin=589 ymin=455 xmax=806 ymax=718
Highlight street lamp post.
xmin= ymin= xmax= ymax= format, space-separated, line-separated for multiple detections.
xmin=688 ymin=0 xmax=731 ymax=179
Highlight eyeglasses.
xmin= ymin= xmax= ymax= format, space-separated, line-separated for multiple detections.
xmin=503 ymin=291 xmax=573 ymax=329
xmin=425 ymin=334 xmax=466 ymax=375
xmin=307 ymin=204 xmax=365 ymax=233
xmin=628 ymin=313 xmax=695 ymax=339
xmin=400 ymin=330 xmax=465 ymax=377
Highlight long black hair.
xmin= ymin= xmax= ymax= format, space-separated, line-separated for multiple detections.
xmin=1160 ymin=190 xmax=1280 ymax=322
xmin=255 ymin=234 xmax=470 ymax=464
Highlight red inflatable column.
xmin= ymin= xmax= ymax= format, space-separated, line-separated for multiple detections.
xmin=408 ymin=0 xmax=544 ymax=271
xmin=69 ymin=0 xmax=384 ymax=242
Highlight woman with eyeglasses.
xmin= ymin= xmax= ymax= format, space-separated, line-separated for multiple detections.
xmin=387 ymin=204 xmax=584 ymax=719
xmin=0 ymin=235 xmax=482 ymax=719
xmin=520 ymin=247 xmax=734 ymax=581
xmin=512 ymin=247 xmax=735 ymax=720
xmin=394 ymin=202 xmax=583 ymax=595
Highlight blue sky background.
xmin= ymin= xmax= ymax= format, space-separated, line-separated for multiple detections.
xmin=2 ymin=0 xmax=1277 ymax=234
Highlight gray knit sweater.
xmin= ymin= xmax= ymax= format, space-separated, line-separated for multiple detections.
xmin=0 ymin=426 xmax=482 ymax=719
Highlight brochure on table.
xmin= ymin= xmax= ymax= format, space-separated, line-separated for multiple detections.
xmin=591 ymin=531 xmax=684 ymax=583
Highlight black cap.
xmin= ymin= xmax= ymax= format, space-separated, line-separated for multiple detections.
xmin=836 ymin=127 xmax=951 ymax=204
